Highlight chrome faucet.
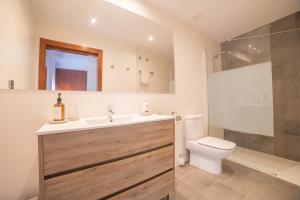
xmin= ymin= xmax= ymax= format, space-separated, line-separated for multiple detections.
xmin=108 ymin=106 xmax=114 ymax=122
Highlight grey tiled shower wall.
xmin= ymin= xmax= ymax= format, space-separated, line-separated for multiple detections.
xmin=220 ymin=11 xmax=300 ymax=162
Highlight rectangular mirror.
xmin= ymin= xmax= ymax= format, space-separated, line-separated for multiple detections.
xmin=0 ymin=0 xmax=175 ymax=93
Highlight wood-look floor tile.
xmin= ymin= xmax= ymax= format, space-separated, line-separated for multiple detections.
xmin=175 ymin=179 xmax=205 ymax=200
xmin=176 ymin=165 xmax=195 ymax=180
xmin=201 ymin=182 xmax=245 ymax=200
xmin=175 ymin=160 xmax=300 ymax=200
xmin=245 ymin=170 xmax=300 ymax=200
xmin=175 ymin=191 xmax=189 ymax=200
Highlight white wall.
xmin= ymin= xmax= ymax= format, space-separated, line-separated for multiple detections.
xmin=0 ymin=0 xmax=219 ymax=199
xmin=0 ymin=0 xmax=36 ymax=90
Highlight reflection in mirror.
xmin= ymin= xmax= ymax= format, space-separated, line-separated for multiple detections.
xmin=39 ymin=38 xmax=103 ymax=91
xmin=46 ymin=50 xmax=98 ymax=91
xmin=0 ymin=0 xmax=175 ymax=93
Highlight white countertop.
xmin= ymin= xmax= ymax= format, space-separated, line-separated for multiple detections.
xmin=37 ymin=114 xmax=175 ymax=135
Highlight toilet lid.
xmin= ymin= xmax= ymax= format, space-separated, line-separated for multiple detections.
xmin=197 ymin=137 xmax=236 ymax=150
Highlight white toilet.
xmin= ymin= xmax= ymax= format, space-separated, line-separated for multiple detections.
xmin=185 ymin=114 xmax=236 ymax=174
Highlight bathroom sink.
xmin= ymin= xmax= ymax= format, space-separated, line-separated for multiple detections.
xmin=85 ymin=116 xmax=134 ymax=125
xmin=37 ymin=114 xmax=175 ymax=135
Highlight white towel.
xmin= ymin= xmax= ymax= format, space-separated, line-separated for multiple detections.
xmin=140 ymin=70 xmax=150 ymax=85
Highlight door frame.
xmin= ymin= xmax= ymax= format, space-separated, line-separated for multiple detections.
xmin=38 ymin=38 xmax=103 ymax=91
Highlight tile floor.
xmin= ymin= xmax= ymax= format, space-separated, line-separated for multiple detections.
xmin=227 ymin=146 xmax=300 ymax=186
xmin=175 ymin=160 xmax=300 ymax=200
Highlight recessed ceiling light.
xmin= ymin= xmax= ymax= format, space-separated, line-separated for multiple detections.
xmin=248 ymin=44 xmax=252 ymax=48
xmin=90 ymin=17 xmax=97 ymax=25
xmin=253 ymin=47 xmax=257 ymax=50
xmin=148 ymin=35 xmax=154 ymax=42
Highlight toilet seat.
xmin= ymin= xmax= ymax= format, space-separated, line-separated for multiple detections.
xmin=196 ymin=136 xmax=236 ymax=150
xmin=186 ymin=136 xmax=236 ymax=174
xmin=187 ymin=136 xmax=236 ymax=151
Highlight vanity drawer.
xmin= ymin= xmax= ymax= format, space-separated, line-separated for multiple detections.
xmin=44 ymin=146 xmax=174 ymax=200
xmin=109 ymin=170 xmax=174 ymax=200
xmin=42 ymin=120 xmax=174 ymax=176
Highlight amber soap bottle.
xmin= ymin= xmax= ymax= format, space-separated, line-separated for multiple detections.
xmin=52 ymin=93 xmax=65 ymax=121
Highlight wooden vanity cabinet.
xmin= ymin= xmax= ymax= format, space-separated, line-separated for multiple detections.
xmin=38 ymin=120 xmax=175 ymax=200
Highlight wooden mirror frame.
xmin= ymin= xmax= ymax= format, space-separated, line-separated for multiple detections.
xmin=38 ymin=38 xmax=103 ymax=91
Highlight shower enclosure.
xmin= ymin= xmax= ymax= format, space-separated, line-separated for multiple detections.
xmin=208 ymin=11 xmax=300 ymax=163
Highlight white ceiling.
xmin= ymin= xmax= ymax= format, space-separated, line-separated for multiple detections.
xmin=29 ymin=0 xmax=173 ymax=58
xmin=144 ymin=0 xmax=300 ymax=42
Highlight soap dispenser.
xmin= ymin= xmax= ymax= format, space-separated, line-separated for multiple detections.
xmin=52 ymin=93 xmax=65 ymax=122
